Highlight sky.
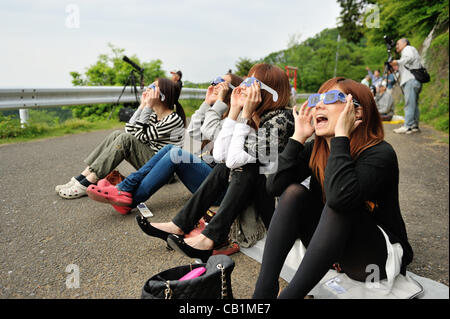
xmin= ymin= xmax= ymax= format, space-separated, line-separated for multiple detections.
xmin=0 ymin=0 xmax=342 ymax=87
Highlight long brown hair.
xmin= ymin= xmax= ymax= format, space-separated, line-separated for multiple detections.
xmin=309 ymin=77 xmax=384 ymax=195
xmin=246 ymin=63 xmax=290 ymax=128
xmin=158 ymin=77 xmax=186 ymax=127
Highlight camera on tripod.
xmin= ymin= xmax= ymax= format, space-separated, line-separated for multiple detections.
xmin=384 ymin=35 xmax=396 ymax=63
xmin=382 ymin=35 xmax=403 ymax=94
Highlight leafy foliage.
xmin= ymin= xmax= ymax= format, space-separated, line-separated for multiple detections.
xmin=234 ymin=57 xmax=257 ymax=77
xmin=337 ymin=0 xmax=376 ymax=44
xmin=68 ymin=43 xmax=166 ymax=119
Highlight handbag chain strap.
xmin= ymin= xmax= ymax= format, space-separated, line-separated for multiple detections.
xmin=164 ymin=280 xmax=172 ymax=299
xmin=217 ymin=264 xmax=227 ymax=299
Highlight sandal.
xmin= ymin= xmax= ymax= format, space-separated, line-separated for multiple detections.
xmin=55 ymin=177 xmax=77 ymax=194
xmin=86 ymin=184 xmax=132 ymax=206
xmin=112 ymin=204 xmax=131 ymax=215
xmin=97 ymin=178 xmax=112 ymax=188
xmin=58 ymin=180 xmax=87 ymax=199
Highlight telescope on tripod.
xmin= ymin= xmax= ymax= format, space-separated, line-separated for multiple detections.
xmin=108 ymin=55 xmax=145 ymax=120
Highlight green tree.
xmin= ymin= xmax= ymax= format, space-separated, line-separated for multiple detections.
xmin=337 ymin=0 xmax=375 ymax=44
xmin=71 ymin=43 xmax=165 ymax=86
xmin=363 ymin=0 xmax=449 ymax=47
xmin=68 ymin=43 xmax=166 ymax=120
xmin=234 ymin=57 xmax=257 ymax=77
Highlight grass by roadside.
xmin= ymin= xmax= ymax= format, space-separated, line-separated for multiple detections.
xmin=0 ymin=118 xmax=123 ymax=145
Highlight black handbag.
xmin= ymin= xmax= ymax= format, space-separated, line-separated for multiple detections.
xmin=405 ymin=65 xmax=431 ymax=83
xmin=141 ymin=255 xmax=235 ymax=299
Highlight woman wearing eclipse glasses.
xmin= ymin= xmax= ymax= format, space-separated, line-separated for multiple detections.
xmin=55 ymin=78 xmax=186 ymax=200
xmin=253 ymin=77 xmax=413 ymax=299
xmin=86 ymin=73 xmax=242 ymax=214
xmin=140 ymin=63 xmax=295 ymax=262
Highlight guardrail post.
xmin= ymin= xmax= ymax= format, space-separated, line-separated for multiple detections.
xmin=19 ymin=109 xmax=29 ymax=128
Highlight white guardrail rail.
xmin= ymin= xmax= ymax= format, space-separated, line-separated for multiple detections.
xmin=0 ymin=86 xmax=310 ymax=124
xmin=0 ymin=87 xmax=208 ymax=111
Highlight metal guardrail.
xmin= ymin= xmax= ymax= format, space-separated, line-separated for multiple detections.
xmin=0 ymin=87 xmax=208 ymax=111
xmin=0 ymin=87 xmax=311 ymax=126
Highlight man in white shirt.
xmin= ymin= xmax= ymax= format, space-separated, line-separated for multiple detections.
xmin=390 ymin=38 xmax=423 ymax=134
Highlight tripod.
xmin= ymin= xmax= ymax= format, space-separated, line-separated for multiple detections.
xmin=382 ymin=39 xmax=404 ymax=96
xmin=108 ymin=70 xmax=141 ymax=120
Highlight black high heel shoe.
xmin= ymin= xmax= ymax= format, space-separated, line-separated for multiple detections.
xmin=135 ymin=215 xmax=173 ymax=250
xmin=167 ymin=234 xmax=213 ymax=263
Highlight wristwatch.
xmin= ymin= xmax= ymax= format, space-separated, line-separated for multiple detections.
xmin=237 ymin=117 xmax=249 ymax=125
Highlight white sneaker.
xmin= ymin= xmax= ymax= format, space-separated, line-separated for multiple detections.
xmin=58 ymin=180 xmax=87 ymax=199
xmin=393 ymin=126 xmax=411 ymax=134
xmin=55 ymin=177 xmax=77 ymax=193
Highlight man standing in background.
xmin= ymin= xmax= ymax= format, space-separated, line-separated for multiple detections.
xmin=390 ymin=38 xmax=423 ymax=134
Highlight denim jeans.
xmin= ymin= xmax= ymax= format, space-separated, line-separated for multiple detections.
xmin=117 ymin=144 xmax=213 ymax=207
xmin=402 ymin=78 xmax=422 ymax=128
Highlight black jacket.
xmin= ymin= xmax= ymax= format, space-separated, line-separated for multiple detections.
xmin=267 ymin=136 xmax=413 ymax=273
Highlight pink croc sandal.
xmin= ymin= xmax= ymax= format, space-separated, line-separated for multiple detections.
xmin=112 ymin=204 xmax=132 ymax=215
xmin=87 ymin=184 xmax=132 ymax=206
xmin=97 ymin=178 xmax=112 ymax=188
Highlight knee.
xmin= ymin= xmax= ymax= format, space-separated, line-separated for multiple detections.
xmin=281 ymin=183 xmax=309 ymax=201
xmin=110 ymin=130 xmax=123 ymax=138
xmin=114 ymin=132 xmax=134 ymax=147
xmin=162 ymin=144 xmax=175 ymax=152
xmin=275 ymin=184 xmax=310 ymax=218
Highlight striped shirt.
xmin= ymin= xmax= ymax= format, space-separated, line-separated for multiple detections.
xmin=125 ymin=112 xmax=184 ymax=152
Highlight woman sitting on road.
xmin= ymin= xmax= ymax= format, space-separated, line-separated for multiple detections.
xmin=252 ymin=77 xmax=414 ymax=299
xmin=85 ymin=73 xmax=243 ymax=215
xmin=137 ymin=63 xmax=295 ymax=262
xmin=55 ymin=78 xmax=186 ymax=199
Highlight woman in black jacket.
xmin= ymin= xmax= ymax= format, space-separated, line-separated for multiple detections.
xmin=253 ymin=77 xmax=413 ymax=299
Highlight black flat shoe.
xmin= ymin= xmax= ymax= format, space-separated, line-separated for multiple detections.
xmin=167 ymin=234 xmax=213 ymax=263
xmin=136 ymin=215 xmax=173 ymax=250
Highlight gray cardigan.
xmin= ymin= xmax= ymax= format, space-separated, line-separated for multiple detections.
xmin=187 ymin=100 xmax=228 ymax=141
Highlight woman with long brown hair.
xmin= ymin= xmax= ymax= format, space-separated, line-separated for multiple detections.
xmin=253 ymin=77 xmax=413 ymax=299
xmin=139 ymin=63 xmax=295 ymax=262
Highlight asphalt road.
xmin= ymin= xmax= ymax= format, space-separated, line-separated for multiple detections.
xmin=0 ymin=123 xmax=448 ymax=299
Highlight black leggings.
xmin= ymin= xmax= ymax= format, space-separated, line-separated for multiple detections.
xmin=172 ymin=163 xmax=274 ymax=245
xmin=253 ymin=183 xmax=388 ymax=299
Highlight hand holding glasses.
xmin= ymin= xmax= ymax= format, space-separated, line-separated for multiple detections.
xmin=240 ymin=77 xmax=278 ymax=102
xmin=210 ymin=76 xmax=235 ymax=90
xmin=146 ymin=83 xmax=166 ymax=102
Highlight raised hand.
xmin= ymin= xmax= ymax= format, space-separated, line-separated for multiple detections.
xmin=335 ymin=94 xmax=362 ymax=138
xmin=292 ymin=101 xmax=315 ymax=144
xmin=205 ymin=85 xmax=217 ymax=106
xmin=144 ymin=86 xmax=160 ymax=109
xmin=242 ymin=82 xmax=262 ymax=119
xmin=228 ymin=87 xmax=243 ymax=121
xmin=216 ymin=82 xmax=230 ymax=102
